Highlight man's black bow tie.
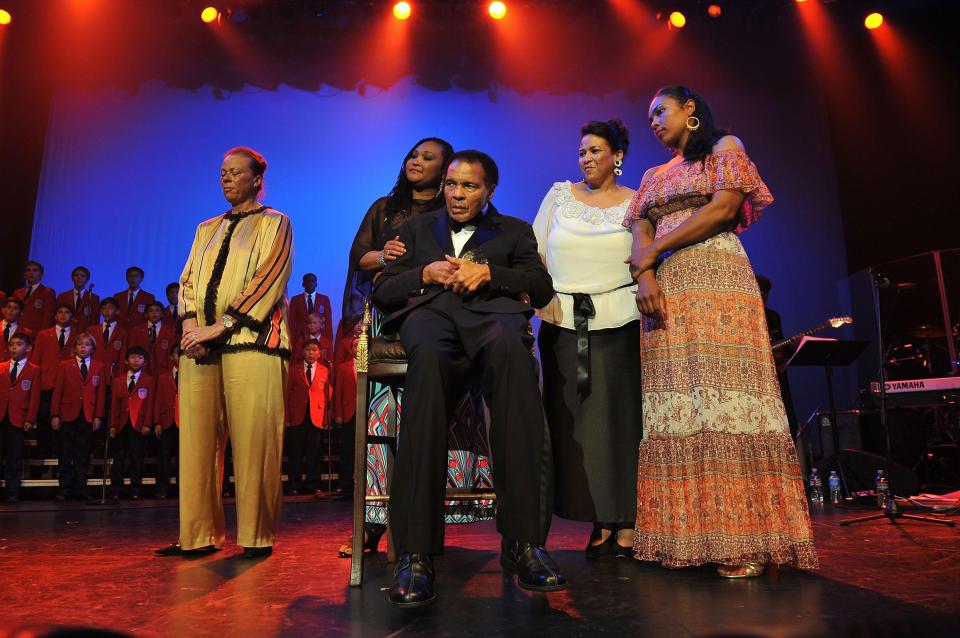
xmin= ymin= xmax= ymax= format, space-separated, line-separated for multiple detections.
xmin=448 ymin=215 xmax=480 ymax=234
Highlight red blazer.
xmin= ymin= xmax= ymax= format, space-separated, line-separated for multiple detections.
xmin=57 ymin=289 xmax=101 ymax=333
xmin=0 ymin=359 xmax=41 ymax=428
xmin=332 ymin=320 xmax=358 ymax=424
xmin=114 ymin=289 xmax=155 ymax=328
xmin=32 ymin=326 xmax=79 ymax=391
xmin=13 ymin=284 xmax=56 ymax=332
xmin=51 ymin=358 xmax=106 ymax=423
xmin=0 ymin=324 xmax=32 ymax=363
xmin=285 ymin=361 xmax=331 ymax=429
xmin=153 ymin=368 xmax=179 ymax=430
xmin=111 ymin=371 xmax=154 ymax=432
xmin=288 ymin=292 xmax=333 ymax=342
xmin=127 ymin=321 xmax=177 ymax=374
xmin=90 ymin=322 xmax=128 ymax=378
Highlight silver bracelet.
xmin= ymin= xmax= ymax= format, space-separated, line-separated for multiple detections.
xmin=377 ymin=250 xmax=387 ymax=268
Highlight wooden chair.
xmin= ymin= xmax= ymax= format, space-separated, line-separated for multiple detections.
xmin=348 ymin=301 xmax=500 ymax=586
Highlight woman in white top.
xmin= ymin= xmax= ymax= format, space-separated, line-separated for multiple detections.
xmin=533 ymin=120 xmax=642 ymax=558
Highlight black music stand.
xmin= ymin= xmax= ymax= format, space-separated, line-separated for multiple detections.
xmin=787 ymin=339 xmax=869 ymax=495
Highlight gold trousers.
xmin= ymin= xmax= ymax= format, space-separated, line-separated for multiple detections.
xmin=178 ymin=350 xmax=286 ymax=549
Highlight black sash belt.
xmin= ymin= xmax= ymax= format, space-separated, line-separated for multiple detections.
xmin=570 ymin=293 xmax=596 ymax=397
xmin=567 ymin=282 xmax=635 ymax=398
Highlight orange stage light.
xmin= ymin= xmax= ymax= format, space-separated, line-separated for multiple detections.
xmin=393 ymin=2 xmax=411 ymax=21
xmin=708 ymin=4 xmax=721 ymax=18
xmin=0 ymin=9 xmax=11 ymax=26
xmin=201 ymin=7 xmax=219 ymax=24
xmin=864 ymin=12 xmax=883 ymax=30
xmin=489 ymin=1 xmax=507 ymax=20
xmin=669 ymin=11 xmax=686 ymax=28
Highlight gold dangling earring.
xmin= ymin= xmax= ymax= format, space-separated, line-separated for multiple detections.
xmin=686 ymin=116 xmax=701 ymax=132
xmin=614 ymin=158 xmax=623 ymax=177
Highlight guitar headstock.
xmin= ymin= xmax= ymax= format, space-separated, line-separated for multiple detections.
xmin=829 ymin=316 xmax=853 ymax=328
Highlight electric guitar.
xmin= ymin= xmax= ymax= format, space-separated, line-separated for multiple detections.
xmin=772 ymin=316 xmax=853 ymax=352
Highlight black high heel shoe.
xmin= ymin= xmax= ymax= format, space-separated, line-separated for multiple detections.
xmin=338 ymin=522 xmax=387 ymax=558
xmin=585 ymin=522 xmax=616 ymax=559
xmin=613 ymin=522 xmax=635 ymax=559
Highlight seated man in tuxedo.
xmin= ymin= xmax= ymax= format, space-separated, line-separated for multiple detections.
xmin=373 ymin=150 xmax=566 ymax=607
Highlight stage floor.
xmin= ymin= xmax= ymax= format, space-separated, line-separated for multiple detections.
xmin=1 ymin=498 xmax=958 ymax=638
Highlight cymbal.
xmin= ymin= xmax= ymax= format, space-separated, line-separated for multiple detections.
xmin=907 ymin=324 xmax=946 ymax=338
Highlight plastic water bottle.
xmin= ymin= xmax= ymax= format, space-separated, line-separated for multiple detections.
xmin=875 ymin=469 xmax=889 ymax=508
xmin=808 ymin=468 xmax=824 ymax=505
xmin=828 ymin=470 xmax=841 ymax=505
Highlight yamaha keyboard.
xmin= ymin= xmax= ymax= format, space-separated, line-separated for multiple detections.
xmin=867 ymin=376 xmax=960 ymax=408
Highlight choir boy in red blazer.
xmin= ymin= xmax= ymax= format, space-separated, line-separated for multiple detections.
xmin=50 ymin=333 xmax=105 ymax=501
xmin=153 ymin=344 xmax=180 ymax=499
xmin=288 ymin=274 xmax=333 ymax=340
xmin=13 ymin=261 xmax=56 ymax=333
xmin=127 ymin=302 xmax=176 ymax=375
xmin=57 ymin=266 xmax=100 ymax=333
xmin=284 ymin=339 xmax=332 ymax=496
xmin=1 ymin=333 xmax=41 ymax=502
xmin=332 ymin=319 xmax=359 ymax=492
xmin=92 ymin=297 xmax=128 ymax=379
xmin=1 ymin=298 xmax=33 ymax=363
xmin=109 ymin=346 xmax=154 ymax=500
xmin=291 ymin=313 xmax=334 ymax=366
xmin=32 ymin=305 xmax=78 ymax=459
xmin=162 ymin=283 xmax=182 ymax=332
xmin=114 ymin=266 xmax=155 ymax=329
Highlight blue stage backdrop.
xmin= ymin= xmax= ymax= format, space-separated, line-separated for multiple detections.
xmin=30 ymin=78 xmax=854 ymax=421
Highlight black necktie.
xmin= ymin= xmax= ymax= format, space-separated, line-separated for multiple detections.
xmin=76 ymin=291 xmax=82 ymax=309
xmin=80 ymin=359 xmax=88 ymax=381
xmin=58 ymin=328 xmax=66 ymax=349
xmin=128 ymin=374 xmax=136 ymax=394
xmin=10 ymin=360 xmax=18 ymax=384
xmin=103 ymin=324 xmax=111 ymax=343
xmin=129 ymin=292 xmax=135 ymax=310
xmin=306 ymin=363 xmax=313 ymax=385
xmin=149 ymin=324 xmax=157 ymax=344
xmin=23 ymin=286 xmax=32 ymax=302
xmin=3 ymin=323 xmax=10 ymax=343
xmin=307 ymin=294 xmax=314 ymax=314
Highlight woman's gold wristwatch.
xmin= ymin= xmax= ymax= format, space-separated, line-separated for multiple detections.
xmin=222 ymin=314 xmax=236 ymax=331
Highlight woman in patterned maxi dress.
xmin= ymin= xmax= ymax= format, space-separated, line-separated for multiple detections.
xmin=624 ymin=85 xmax=817 ymax=577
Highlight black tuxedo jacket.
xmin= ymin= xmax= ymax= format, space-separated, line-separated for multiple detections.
xmin=373 ymin=205 xmax=554 ymax=332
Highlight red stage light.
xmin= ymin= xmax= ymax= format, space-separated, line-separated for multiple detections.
xmin=864 ymin=12 xmax=883 ymax=30
xmin=0 ymin=9 xmax=11 ymax=26
xmin=488 ymin=1 xmax=507 ymax=20
xmin=669 ymin=11 xmax=686 ymax=28
xmin=708 ymin=4 xmax=721 ymax=18
xmin=393 ymin=2 xmax=411 ymax=21
xmin=201 ymin=7 xmax=219 ymax=24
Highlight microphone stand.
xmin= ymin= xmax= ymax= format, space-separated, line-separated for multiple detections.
xmin=840 ymin=269 xmax=954 ymax=527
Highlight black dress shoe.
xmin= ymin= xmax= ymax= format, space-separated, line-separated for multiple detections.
xmin=389 ymin=553 xmax=436 ymax=608
xmin=54 ymin=491 xmax=68 ymax=502
xmin=154 ymin=543 xmax=219 ymax=557
xmin=241 ymin=546 xmax=273 ymax=559
xmin=501 ymin=539 xmax=568 ymax=592
xmin=4 ymin=496 xmax=18 ymax=504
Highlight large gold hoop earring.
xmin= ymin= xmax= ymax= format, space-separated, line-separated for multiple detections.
xmin=686 ymin=116 xmax=701 ymax=132
xmin=613 ymin=158 xmax=623 ymax=177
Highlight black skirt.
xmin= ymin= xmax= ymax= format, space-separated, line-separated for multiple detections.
xmin=539 ymin=320 xmax=642 ymax=523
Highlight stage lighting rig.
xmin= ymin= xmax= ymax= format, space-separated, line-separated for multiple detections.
xmin=864 ymin=12 xmax=883 ymax=30
xmin=488 ymin=1 xmax=507 ymax=21
xmin=669 ymin=11 xmax=686 ymax=28
xmin=393 ymin=2 xmax=411 ymax=21
xmin=0 ymin=8 xmax=11 ymax=26
xmin=201 ymin=6 xmax=220 ymax=24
